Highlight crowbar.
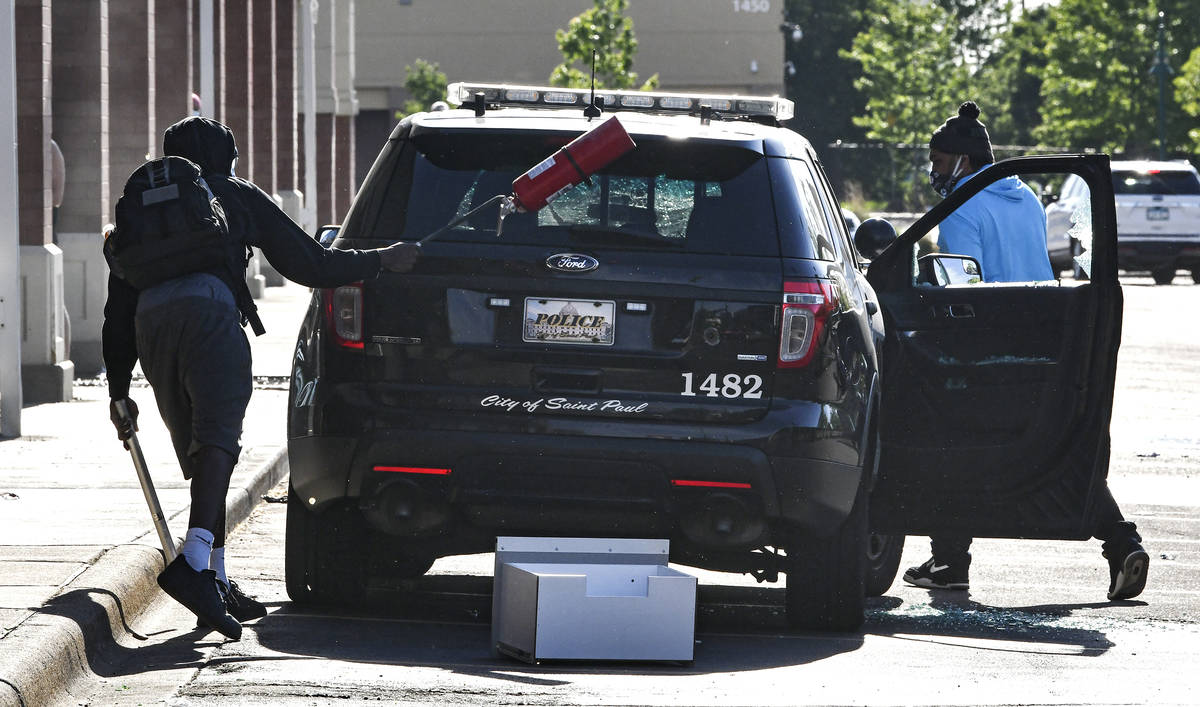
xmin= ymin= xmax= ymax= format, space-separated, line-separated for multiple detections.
xmin=114 ymin=400 xmax=178 ymax=563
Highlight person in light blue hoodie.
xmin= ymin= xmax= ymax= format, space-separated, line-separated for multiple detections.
xmin=928 ymin=101 xmax=1054 ymax=282
xmin=903 ymin=102 xmax=1149 ymax=602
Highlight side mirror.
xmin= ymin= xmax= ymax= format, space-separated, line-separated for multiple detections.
xmin=917 ymin=253 xmax=982 ymax=286
xmin=315 ymin=224 xmax=340 ymax=247
xmin=853 ymin=218 xmax=898 ymax=260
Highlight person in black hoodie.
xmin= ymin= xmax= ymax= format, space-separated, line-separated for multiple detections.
xmin=103 ymin=117 xmax=419 ymax=639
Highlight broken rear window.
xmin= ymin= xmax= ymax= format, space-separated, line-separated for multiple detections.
xmin=358 ymin=130 xmax=781 ymax=257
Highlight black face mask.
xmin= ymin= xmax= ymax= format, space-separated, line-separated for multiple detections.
xmin=929 ymin=155 xmax=965 ymax=198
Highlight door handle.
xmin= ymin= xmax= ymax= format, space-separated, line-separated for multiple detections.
xmin=942 ymin=303 xmax=975 ymax=319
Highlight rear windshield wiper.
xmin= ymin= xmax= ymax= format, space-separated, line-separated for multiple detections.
xmin=568 ymin=224 xmax=684 ymax=247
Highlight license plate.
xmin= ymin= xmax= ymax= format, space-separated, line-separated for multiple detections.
xmin=1146 ymin=206 xmax=1170 ymax=221
xmin=523 ymin=298 xmax=616 ymax=345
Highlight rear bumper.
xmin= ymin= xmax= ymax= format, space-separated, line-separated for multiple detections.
xmin=1117 ymin=237 xmax=1200 ymax=269
xmin=288 ymin=426 xmax=863 ymax=553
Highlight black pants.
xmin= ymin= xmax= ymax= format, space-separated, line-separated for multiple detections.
xmin=930 ymin=484 xmax=1138 ymax=566
xmin=135 ymin=289 xmax=252 ymax=479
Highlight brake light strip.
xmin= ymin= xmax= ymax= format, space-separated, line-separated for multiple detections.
xmin=670 ymin=479 xmax=753 ymax=489
xmin=374 ymin=466 xmax=452 ymax=475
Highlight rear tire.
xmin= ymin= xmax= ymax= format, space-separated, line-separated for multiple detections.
xmin=784 ymin=487 xmax=868 ymax=632
xmin=864 ymin=532 xmax=904 ymax=597
xmin=284 ymin=488 xmax=314 ymax=603
xmin=285 ymin=488 xmax=368 ymax=606
xmin=1152 ymin=266 xmax=1175 ymax=285
xmin=1191 ymin=269 xmax=1199 ymax=285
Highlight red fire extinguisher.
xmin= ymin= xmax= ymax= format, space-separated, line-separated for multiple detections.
xmin=510 ymin=115 xmax=636 ymax=212
xmin=418 ymin=116 xmax=636 ymax=244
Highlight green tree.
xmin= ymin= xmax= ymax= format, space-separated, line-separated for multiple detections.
xmin=1176 ymin=47 xmax=1200 ymax=152
xmin=845 ymin=0 xmax=972 ymax=208
xmin=971 ymin=6 xmax=1055 ymax=149
xmin=549 ymin=0 xmax=658 ymax=90
xmin=934 ymin=0 xmax=1015 ymax=69
xmin=397 ymin=59 xmax=448 ymax=119
xmin=1035 ymin=0 xmax=1200 ymax=156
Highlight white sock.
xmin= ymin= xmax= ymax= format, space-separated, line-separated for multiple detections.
xmin=210 ymin=547 xmax=228 ymax=588
xmin=181 ymin=527 xmax=215 ymax=572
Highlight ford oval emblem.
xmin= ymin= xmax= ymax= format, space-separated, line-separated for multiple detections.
xmin=546 ymin=253 xmax=599 ymax=273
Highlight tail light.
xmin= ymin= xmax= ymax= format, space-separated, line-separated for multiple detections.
xmin=325 ymin=283 xmax=364 ymax=349
xmin=778 ymin=280 xmax=836 ymax=368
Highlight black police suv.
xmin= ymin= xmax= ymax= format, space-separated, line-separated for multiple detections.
xmin=287 ymin=82 xmax=1125 ymax=632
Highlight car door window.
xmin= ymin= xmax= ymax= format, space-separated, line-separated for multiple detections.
xmin=1067 ymin=181 xmax=1093 ymax=278
xmin=805 ymin=158 xmax=860 ymax=269
xmin=931 ymin=171 xmax=1056 ymax=285
xmin=782 ymin=159 xmax=838 ymax=261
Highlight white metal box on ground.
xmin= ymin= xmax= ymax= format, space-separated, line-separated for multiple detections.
xmin=492 ymin=537 xmax=697 ymax=663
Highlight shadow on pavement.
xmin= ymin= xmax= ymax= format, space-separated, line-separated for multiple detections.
xmin=49 ymin=576 xmax=1125 ymax=682
xmin=863 ymin=589 xmax=1118 ymax=655
xmin=247 ymin=574 xmax=1120 ymax=676
xmin=36 ymin=588 xmax=305 ymax=680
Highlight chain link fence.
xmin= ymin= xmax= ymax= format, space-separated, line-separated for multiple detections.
xmin=819 ymin=141 xmax=1093 ymax=215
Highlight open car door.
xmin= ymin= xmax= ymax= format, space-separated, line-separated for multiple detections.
xmin=867 ymin=154 xmax=1122 ymax=540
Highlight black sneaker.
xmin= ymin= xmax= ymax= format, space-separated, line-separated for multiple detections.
xmin=157 ymin=555 xmax=242 ymax=640
xmin=196 ymin=579 xmax=268 ymax=628
xmin=224 ymin=580 xmax=268 ymax=621
xmin=902 ymin=556 xmax=969 ymax=590
xmin=1104 ymin=541 xmax=1149 ymax=601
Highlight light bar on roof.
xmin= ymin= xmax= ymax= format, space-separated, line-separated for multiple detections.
xmin=444 ymin=82 xmax=794 ymax=121
xmin=543 ymin=91 xmax=578 ymax=105
xmin=620 ymin=94 xmax=655 ymax=108
xmin=505 ymin=88 xmax=539 ymax=102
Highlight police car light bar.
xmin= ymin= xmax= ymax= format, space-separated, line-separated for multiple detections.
xmin=445 ymin=82 xmax=794 ymax=122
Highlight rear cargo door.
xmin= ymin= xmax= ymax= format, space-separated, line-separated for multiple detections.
xmin=357 ymin=130 xmax=785 ymax=427
xmin=365 ymin=246 xmax=780 ymax=425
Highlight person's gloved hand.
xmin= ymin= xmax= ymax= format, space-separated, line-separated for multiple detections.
xmin=378 ymin=241 xmax=420 ymax=273
xmin=109 ymin=398 xmax=139 ymax=450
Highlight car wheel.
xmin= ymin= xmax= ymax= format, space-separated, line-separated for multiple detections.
xmin=1152 ymin=266 xmax=1175 ymax=285
xmin=285 ymin=489 xmax=368 ymax=606
xmin=783 ymin=487 xmax=867 ymax=632
xmin=1192 ymin=269 xmax=1200 ymax=285
xmin=864 ymin=532 xmax=904 ymax=597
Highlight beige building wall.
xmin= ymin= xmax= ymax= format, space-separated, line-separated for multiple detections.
xmin=355 ymin=0 xmax=786 ymax=113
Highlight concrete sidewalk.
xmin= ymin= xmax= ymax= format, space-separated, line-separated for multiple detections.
xmin=0 ymin=282 xmax=313 ymax=707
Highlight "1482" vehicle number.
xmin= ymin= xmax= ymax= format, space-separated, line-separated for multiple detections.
xmin=680 ymin=372 xmax=764 ymax=399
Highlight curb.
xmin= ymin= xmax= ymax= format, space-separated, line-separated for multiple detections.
xmin=0 ymin=447 xmax=288 ymax=707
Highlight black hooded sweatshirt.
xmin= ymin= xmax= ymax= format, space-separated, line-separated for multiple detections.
xmin=102 ymin=116 xmax=382 ymax=400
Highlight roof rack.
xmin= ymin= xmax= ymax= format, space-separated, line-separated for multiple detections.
xmin=445 ymin=82 xmax=793 ymax=123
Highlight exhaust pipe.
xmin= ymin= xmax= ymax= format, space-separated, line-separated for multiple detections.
xmin=361 ymin=480 xmax=449 ymax=536
xmin=678 ymin=492 xmax=766 ymax=548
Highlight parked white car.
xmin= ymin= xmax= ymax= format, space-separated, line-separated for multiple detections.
xmin=1047 ymin=160 xmax=1200 ymax=284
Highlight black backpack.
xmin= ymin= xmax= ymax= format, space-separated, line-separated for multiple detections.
xmin=105 ymin=156 xmax=264 ymax=334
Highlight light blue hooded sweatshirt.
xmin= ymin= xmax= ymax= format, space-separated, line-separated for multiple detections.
xmin=937 ymin=165 xmax=1054 ymax=283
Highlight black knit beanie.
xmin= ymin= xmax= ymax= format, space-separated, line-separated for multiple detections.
xmin=930 ymin=101 xmax=994 ymax=163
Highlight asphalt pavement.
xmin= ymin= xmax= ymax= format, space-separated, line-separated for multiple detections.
xmin=0 ymin=281 xmax=313 ymax=707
